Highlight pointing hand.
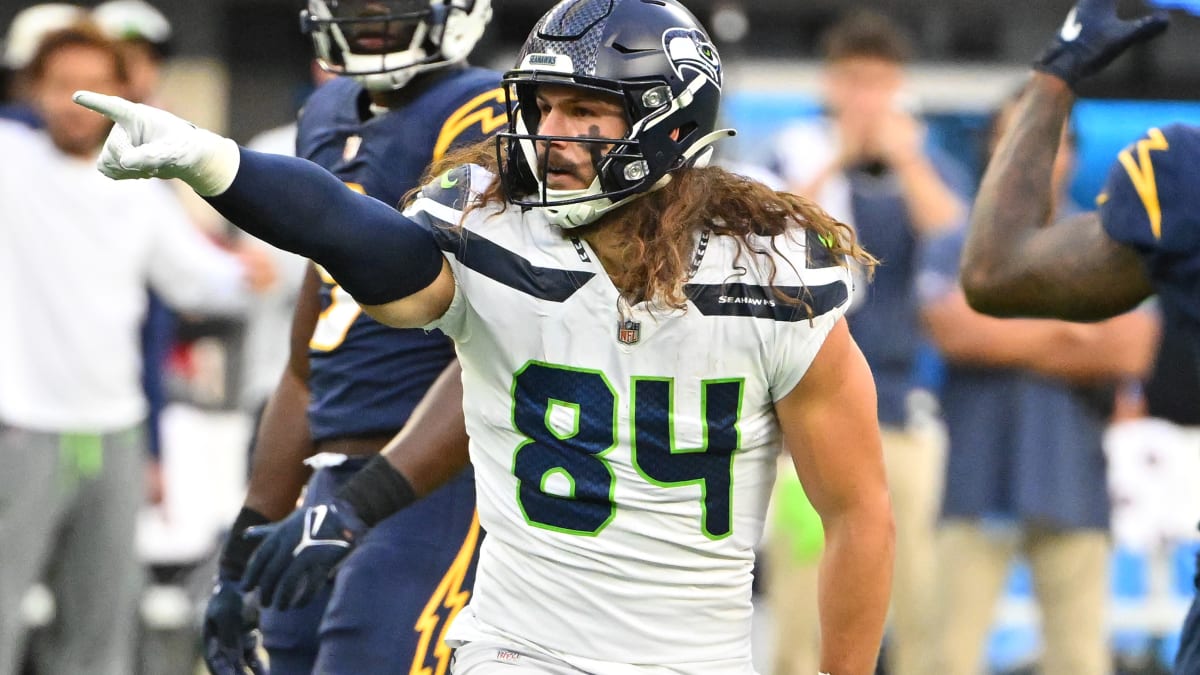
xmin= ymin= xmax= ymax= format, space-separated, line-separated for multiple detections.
xmin=73 ymin=90 xmax=241 ymax=196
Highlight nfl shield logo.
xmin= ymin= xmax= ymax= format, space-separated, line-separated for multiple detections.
xmin=617 ymin=319 xmax=641 ymax=345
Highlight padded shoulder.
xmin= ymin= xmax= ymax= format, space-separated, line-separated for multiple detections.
xmin=1099 ymin=123 xmax=1200 ymax=255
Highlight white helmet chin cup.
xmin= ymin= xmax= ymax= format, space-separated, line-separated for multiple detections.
xmin=345 ymin=53 xmax=421 ymax=90
xmin=539 ymin=185 xmax=608 ymax=229
xmin=539 ymin=176 xmax=671 ymax=230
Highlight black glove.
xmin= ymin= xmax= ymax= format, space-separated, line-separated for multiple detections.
xmin=1034 ymin=0 xmax=1169 ymax=89
xmin=203 ymin=507 xmax=270 ymax=675
xmin=241 ymin=500 xmax=367 ymax=611
xmin=202 ymin=579 xmax=267 ymax=675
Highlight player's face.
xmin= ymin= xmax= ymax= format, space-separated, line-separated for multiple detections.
xmin=533 ymin=84 xmax=629 ymax=190
xmin=333 ymin=0 xmax=421 ymax=55
xmin=32 ymin=44 xmax=126 ymax=158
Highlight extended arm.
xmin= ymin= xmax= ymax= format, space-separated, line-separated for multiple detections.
xmin=961 ymin=0 xmax=1169 ymax=320
xmin=775 ymin=319 xmax=894 ymax=675
xmin=72 ymin=91 xmax=455 ymax=328
xmin=205 ymin=149 xmax=457 ymax=328
xmin=923 ymin=288 xmax=1160 ymax=383
xmin=961 ymin=75 xmax=1152 ymax=320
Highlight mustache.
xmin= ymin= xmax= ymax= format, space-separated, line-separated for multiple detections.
xmin=535 ymin=148 xmax=588 ymax=179
xmin=534 ymin=125 xmax=610 ymax=178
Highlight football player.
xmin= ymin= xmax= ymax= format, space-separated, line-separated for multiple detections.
xmin=199 ymin=1 xmax=501 ymax=674
xmin=960 ymin=1 xmax=1200 ymax=673
xmin=77 ymin=0 xmax=896 ymax=672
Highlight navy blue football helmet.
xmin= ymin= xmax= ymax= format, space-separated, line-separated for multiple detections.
xmin=301 ymin=0 xmax=491 ymax=91
xmin=497 ymin=0 xmax=734 ymax=228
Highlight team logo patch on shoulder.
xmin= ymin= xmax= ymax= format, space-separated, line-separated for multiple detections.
xmin=805 ymin=229 xmax=839 ymax=269
xmin=618 ymin=319 xmax=641 ymax=345
xmin=662 ymin=28 xmax=722 ymax=90
xmin=424 ymin=165 xmax=473 ymax=210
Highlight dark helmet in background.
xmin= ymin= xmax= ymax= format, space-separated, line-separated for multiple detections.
xmin=301 ymin=0 xmax=491 ymax=91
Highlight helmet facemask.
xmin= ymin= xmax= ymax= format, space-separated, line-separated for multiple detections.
xmin=497 ymin=69 xmax=729 ymax=230
xmin=302 ymin=0 xmax=490 ymax=91
xmin=495 ymin=0 xmax=734 ymax=230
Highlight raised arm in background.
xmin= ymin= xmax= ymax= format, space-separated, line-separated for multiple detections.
xmin=961 ymin=0 xmax=1167 ymax=320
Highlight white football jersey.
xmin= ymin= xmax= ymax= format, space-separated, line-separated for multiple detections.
xmin=406 ymin=165 xmax=852 ymax=673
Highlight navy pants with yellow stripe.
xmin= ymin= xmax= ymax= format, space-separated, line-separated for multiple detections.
xmin=261 ymin=458 xmax=480 ymax=675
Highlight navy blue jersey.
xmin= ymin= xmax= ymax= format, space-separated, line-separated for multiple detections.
xmin=1099 ymin=124 xmax=1200 ymax=374
xmin=297 ymin=68 xmax=505 ymax=441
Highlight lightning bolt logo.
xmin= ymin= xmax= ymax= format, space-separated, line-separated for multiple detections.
xmin=1117 ymin=127 xmax=1170 ymax=240
xmin=433 ymin=89 xmax=509 ymax=162
xmin=409 ymin=511 xmax=482 ymax=675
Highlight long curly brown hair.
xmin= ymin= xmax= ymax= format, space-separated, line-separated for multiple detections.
xmin=409 ymin=139 xmax=876 ymax=315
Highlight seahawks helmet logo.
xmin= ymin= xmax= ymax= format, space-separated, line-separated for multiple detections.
xmin=662 ymin=28 xmax=722 ymax=90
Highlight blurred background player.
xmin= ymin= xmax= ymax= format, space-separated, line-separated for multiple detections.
xmin=920 ymin=86 xmax=1160 ymax=675
xmin=92 ymin=0 xmax=172 ymax=105
xmin=0 ymin=23 xmax=266 ymax=675
xmin=766 ymin=10 xmax=971 ymax=674
xmin=0 ymin=3 xmax=84 ymax=124
xmin=201 ymin=1 xmax=502 ymax=673
xmin=92 ymin=0 xmax=180 ymax=507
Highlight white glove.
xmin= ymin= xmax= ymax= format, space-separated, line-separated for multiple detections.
xmin=73 ymin=90 xmax=241 ymax=197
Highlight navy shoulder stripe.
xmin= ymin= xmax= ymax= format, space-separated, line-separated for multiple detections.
xmin=685 ymin=281 xmax=848 ymax=321
xmin=432 ymin=227 xmax=595 ymax=302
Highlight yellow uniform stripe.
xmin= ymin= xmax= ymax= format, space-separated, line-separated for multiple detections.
xmin=432 ymin=88 xmax=508 ymax=162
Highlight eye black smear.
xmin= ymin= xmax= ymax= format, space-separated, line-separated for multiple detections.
xmin=587 ymin=124 xmax=604 ymax=168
